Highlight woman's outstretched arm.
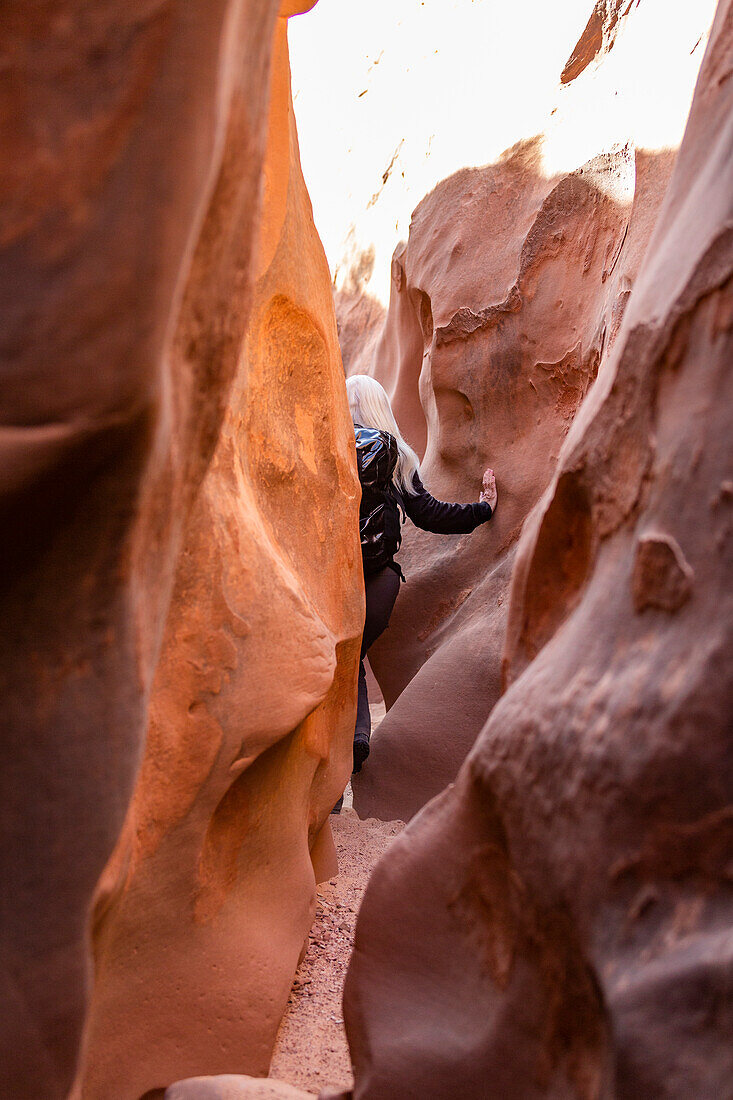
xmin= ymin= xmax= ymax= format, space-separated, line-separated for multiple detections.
xmin=402 ymin=468 xmax=495 ymax=534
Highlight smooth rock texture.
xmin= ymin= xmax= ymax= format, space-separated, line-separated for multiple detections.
xmin=0 ymin=4 xmax=281 ymax=1099
xmin=353 ymin=138 xmax=677 ymax=822
xmin=343 ymin=3 xmax=733 ymax=1095
xmin=334 ymin=288 xmax=386 ymax=382
xmin=166 ymin=1075 xmax=315 ymax=1099
xmin=72 ymin=12 xmax=362 ymax=1100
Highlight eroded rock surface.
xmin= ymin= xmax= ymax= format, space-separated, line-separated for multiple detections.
xmin=560 ymin=0 xmax=638 ymax=85
xmin=348 ymin=0 xmax=712 ymax=824
xmin=343 ymin=4 xmax=733 ymax=1095
xmin=323 ymin=0 xmax=715 ymax=823
xmin=0 ymin=4 xmax=283 ymax=1098
xmin=353 ymin=137 xmax=677 ymax=822
xmin=72 ymin=13 xmax=362 ymax=1100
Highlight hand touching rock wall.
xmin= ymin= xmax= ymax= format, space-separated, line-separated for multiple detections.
xmin=349 ymin=0 xmax=707 ymax=822
xmin=343 ymin=3 xmax=733 ymax=1094
xmin=354 ymin=138 xmax=677 ymax=822
xmin=0 ymin=4 xmax=282 ymax=1098
xmin=73 ymin=11 xmax=362 ymax=1099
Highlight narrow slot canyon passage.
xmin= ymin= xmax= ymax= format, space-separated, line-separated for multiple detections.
xmin=2 ymin=2 xmax=732 ymax=1099
xmin=271 ymin=702 xmax=403 ymax=1095
xmin=271 ymin=811 xmax=404 ymax=1095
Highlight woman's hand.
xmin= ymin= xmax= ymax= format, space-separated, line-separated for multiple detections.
xmin=479 ymin=467 xmax=497 ymax=511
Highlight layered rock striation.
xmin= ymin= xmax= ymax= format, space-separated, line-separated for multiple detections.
xmin=343 ymin=3 xmax=733 ymax=1094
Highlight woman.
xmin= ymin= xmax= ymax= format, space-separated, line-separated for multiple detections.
xmin=347 ymin=374 xmax=497 ymax=774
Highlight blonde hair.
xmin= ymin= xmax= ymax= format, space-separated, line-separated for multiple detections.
xmin=346 ymin=374 xmax=420 ymax=496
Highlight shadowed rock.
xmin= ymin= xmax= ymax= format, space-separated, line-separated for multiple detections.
xmin=0 ymin=4 xmax=283 ymax=1097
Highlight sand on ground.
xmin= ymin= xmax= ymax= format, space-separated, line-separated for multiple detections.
xmin=270 ymin=703 xmax=403 ymax=1096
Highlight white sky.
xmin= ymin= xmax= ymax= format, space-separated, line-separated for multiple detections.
xmin=289 ymin=0 xmax=717 ymax=303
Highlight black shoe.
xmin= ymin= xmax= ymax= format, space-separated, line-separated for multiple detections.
xmin=353 ymin=734 xmax=370 ymax=774
xmin=331 ymin=795 xmax=344 ymax=815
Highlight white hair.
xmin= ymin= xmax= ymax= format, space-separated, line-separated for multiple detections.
xmin=346 ymin=374 xmax=420 ymax=496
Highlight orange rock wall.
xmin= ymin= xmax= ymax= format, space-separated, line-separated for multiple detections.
xmin=73 ymin=13 xmax=362 ymax=1099
xmin=0 ymin=4 xmax=283 ymax=1098
xmin=343 ymin=3 xmax=733 ymax=1093
xmin=1 ymin=3 xmax=361 ymax=1099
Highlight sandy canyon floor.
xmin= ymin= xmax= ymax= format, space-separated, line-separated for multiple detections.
xmin=270 ymin=705 xmax=404 ymax=1095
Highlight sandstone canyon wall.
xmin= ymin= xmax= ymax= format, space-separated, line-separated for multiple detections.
xmin=73 ymin=11 xmax=362 ymax=1100
xmin=343 ymin=2 xmax=733 ymax=1094
xmin=351 ymin=0 xmax=709 ymax=823
xmin=1 ymin=3 xmax=362 ymax=1099
xmin=0 ymin=4 xmax=282 ymax=1098
xmin=354 ymin=143 xmax=677 ymax=822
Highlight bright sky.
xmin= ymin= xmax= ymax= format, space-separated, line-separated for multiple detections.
xmin=289 ymin=0 xmax=717 ymax=303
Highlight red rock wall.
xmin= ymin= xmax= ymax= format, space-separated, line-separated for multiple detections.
xmin=72 ymin=13 xmax=362 ymax=1099
xmin=0 ymin=4 xmax=283 ymax=1098
xmin=1 ymin=4 xmax=361 ymax=1099
xmin=353 ymin=137 xmax=677 ymax=822
xmin=560 ymin=0 xmax=638 ymax=84
xmin=343 ymin=3 xmax=733 ymax=1094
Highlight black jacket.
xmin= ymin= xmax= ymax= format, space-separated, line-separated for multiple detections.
xmin=355 ymin=425 xmax=402 ymax=574
xmin=398 ymin=472 xmax=492 ymax=534
xmin=354 ymin=424 xmax=492 ymax=577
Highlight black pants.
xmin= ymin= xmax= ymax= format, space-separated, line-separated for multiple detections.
xmin=355 ymin=565 xmax=401 ymax=743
